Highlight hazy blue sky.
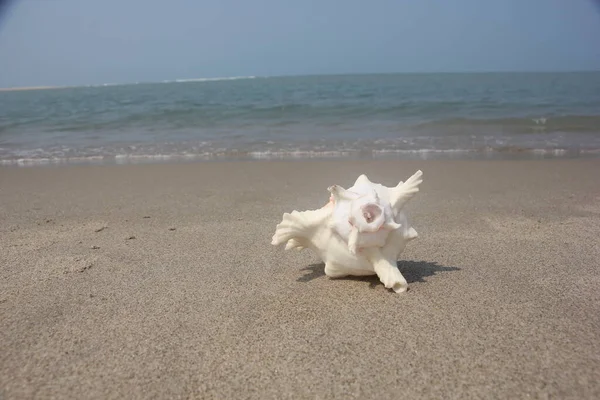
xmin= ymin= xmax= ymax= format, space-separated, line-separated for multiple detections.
xmin=0 ymin=0 xmax=599 ymax=87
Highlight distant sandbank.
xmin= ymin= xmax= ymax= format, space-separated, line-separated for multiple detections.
xmin=0 ymin=86 xmax=62 ymax=92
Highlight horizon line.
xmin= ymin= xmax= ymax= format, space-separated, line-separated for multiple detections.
xmin=1 ymin=69 xmax=599 ymax=91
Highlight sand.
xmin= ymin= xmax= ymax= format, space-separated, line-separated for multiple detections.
xmin=1 ymin=159 xmax=599 ymax=399
xmin=0 ymin=86 xmax=62 ymax=92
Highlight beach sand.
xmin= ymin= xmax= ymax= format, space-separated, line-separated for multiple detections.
xmin=0 ymin=86 xmax=61 ymax=92
xmin=1 ymin=159 xmax=599 ymax=399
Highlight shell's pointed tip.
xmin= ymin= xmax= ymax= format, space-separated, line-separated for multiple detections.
xmin=354 ymin=174 xmax=370 ymax=183
xmin=406 ymin=227 xmax=419 ymax=240
xmin=393 ymin=284 xmax=408 ymax=293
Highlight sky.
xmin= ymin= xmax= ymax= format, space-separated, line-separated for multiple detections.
xmin=0 ymin=0 xmax=599 ymax=87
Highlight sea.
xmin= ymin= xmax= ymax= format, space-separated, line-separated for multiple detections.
xmin=1 ymin=72 xmax=600 ymax=166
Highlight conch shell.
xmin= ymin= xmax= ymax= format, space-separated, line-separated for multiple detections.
xmin=272 ymin=170 xmax=423 ymax=293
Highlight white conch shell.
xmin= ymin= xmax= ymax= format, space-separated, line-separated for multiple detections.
xmin=272 ymin=170 xmax=423 ymax=293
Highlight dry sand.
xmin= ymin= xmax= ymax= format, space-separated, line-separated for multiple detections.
xmin=1 ymin=159 xmax=599 ymax=399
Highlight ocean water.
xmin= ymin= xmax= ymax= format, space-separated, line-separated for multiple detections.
xmin=1 ymin=72 xmax=600 ymax=166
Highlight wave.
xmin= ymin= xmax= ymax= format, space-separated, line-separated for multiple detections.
xmin=412 ymin=115 xmax=600 ymax=134
xmin=2 ymin=72 xmax=599 ymax=168
xmin=169 ymin=76 xmax=257 ymax=83
xmin=2 ymin=148 xmax=596 ymax=168
xmin=9 ymin=76 xmax=262 ymax=91
xmin=1 ymin=140 xmax=598 ymax=168
xmin=28 ymin=111 xmax=600 ymax=136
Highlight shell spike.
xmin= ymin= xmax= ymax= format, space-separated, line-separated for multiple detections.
xmin=364 ymin=249 xmax=408 ymax=293
xmin=390 ymin=170 xmax=423 ymax=214
xmin=405 ymin=227 xmax=418 ymax=240
xmin=353 ymin=174 xmax=373 ymax=187
xmin=328 ymin=184 xmax=359 ymax=201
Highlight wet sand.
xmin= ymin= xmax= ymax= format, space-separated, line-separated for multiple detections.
xmin=1 ymin=159 xmax=599 ymax=399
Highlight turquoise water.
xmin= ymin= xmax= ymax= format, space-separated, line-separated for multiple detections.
xmin=1 ymin=72 xmax=600 ymax=165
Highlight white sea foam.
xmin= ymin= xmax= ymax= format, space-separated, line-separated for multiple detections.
xmin=0 ymin=146 xmax=596 ymax=168
xmin=171 ymin=76 xmax=257 ymax=83
xmin=47 ymin=76 xmax=259 ymax=89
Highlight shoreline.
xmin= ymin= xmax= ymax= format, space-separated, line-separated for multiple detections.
xmin=1 ymin=147 xmax=599 ymax=168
